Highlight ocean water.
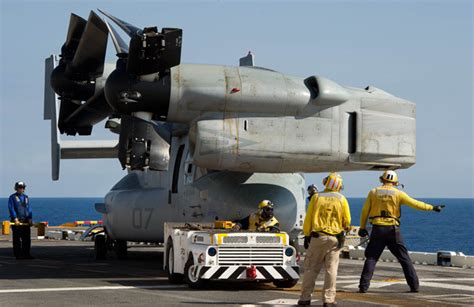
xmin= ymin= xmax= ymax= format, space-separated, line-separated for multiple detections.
xmin=347 ymin=198 xmax=474 ymax=255
xmin=2 ymin=197 xmax=473 ymax=255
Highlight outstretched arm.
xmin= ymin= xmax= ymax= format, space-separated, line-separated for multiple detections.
xmin=399 ymin=192 xmax=433 ymax=211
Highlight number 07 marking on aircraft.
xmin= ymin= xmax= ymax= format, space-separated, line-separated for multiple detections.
xmin=132 ymin=208 xmax=154 ymax=229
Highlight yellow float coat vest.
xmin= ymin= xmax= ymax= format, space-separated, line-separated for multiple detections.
xmin=248 ymin=213 xmax=279 ymax=231
xmin=303 ymin=191 xmax=351 ymax=236
xmin=360 ymin=185 xmax=434 ymax=227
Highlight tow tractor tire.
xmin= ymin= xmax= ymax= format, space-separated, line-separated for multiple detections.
xmin=94 ymin=235 xmax=107 ymax=260
xmin=166 ymin=238 xmax=183 ymax=284
xmin=114 ymin=240 xmax=128 ymax=259
xmin=273 ymin=279 xmax=298 ymax=288
xmin=184 ymin=255 xmax=206 ymax=289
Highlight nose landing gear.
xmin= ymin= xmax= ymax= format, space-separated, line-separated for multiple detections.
xmin=93 ymin=231 xmax=128 ymax=260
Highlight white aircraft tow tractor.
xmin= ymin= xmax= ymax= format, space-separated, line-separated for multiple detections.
xmin=164 ymin=222 xmax=300 ymax=289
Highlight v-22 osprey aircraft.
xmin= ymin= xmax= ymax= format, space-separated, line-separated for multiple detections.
xmin=44 ymin=10 xmax=417 ymax=260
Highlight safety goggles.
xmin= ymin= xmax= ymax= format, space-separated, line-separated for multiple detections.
xmin=262 ymin=207 xmax=273 ymax=213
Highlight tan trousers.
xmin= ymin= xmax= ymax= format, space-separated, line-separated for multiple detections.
xmin=300 ymin=234 xmax=340 ymax=303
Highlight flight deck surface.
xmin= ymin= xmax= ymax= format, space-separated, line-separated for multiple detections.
xmin=0 ymin=239 xmax=472 ymax=306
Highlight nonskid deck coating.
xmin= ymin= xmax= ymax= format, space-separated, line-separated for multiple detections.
xmin=0 ymin=239 xmax=473 ymax=306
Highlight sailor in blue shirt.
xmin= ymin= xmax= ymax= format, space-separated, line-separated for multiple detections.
xmin=8 ymin=181 xmax=34 ymax=259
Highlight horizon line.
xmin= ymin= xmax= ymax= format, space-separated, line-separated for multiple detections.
xmin=1 ymin=196 xmax=473 ymax=200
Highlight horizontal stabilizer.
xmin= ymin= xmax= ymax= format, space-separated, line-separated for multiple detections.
xmin=61 ymin=140 xmax=118 ymax=159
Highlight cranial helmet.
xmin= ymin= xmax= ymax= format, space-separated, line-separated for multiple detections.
xmin=307 ymin=184 xmax=318 ymax=195
xmin=14 ymin=181 xmax=26 ymax=190
xmin=322 ymin=173 xmax=343 ymax=191
xmin=258 ymin=200 xmax=273 ymax=210
xmin=380 ymin=170 xmax=398 ymax=184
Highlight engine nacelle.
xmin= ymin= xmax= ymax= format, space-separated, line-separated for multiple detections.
xmin=189 ymin=104 xmax=415 ymax=173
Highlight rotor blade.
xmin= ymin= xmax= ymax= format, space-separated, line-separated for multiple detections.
xmin=61 ymin=14 xmax=87 ymax=61
xmin=64 ymin=89 xmax=113 ymax=128
xmin=58 ymin=98 xmax=81 ymax=134
xmin=70 ymin=11 xmax=108 ymax=77
xmin=98 ymin=9 xmax=141 ymax=38
xmin=103 ymin=18 xmax=129 ymax=55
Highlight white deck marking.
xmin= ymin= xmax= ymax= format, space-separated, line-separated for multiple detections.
xmin=419 ymin=282 xmax=474 ymax=292
xmin=337 ymin=275 xmax=361 ymax=279
xmin=342 ymin=279 xmax=474 ymax=292
xmin=26 ymin=265 xmax=60 ymax=269
xmin=420 ymin=294 xmax=474 ymax=301
xmin=418 ymin=294 xmax=474 ymax=305
xmin=242 ymin=299 xmax=318 ymax=306
xmin=343 ymin=282 xmax=395 ymax=289
xmin=0 ymin=284 xmax=187 ymax=294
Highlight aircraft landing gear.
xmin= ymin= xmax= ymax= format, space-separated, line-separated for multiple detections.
xmin=93 ymin=229 xmax=127 ymax=260
xmin=114 ymin=239 xmax=128 ymax=259
xmin=94 ymin=235 xmax=107 ymax=260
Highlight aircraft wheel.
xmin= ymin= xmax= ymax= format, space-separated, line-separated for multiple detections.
xmin=95 ymin=235 xmax=107 ymax=260
xmin=166 ymin=238 xmax=183 ymax=284
xmin=273 ymin=279 xmax=298 ymax=288
xmin=184 ymin=254 xmax=206 ymax=289
xmin=114 ymin=240 xmax=128 ymax=259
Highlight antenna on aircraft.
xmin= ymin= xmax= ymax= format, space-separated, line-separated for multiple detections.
xmin=239 ymin=51 xmax=255 ymax=66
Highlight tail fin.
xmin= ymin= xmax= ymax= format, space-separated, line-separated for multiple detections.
xmin=44 ymin=55 xmax=62 ymax=180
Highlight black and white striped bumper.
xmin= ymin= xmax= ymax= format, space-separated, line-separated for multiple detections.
xmin=197 ymin=265 xmax=299 ymax=280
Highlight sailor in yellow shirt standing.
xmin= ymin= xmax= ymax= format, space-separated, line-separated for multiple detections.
xmin=298 ymin=173 xmax=351 ymax=307
xmin=358 ymin=171 xmax=444 ymax=293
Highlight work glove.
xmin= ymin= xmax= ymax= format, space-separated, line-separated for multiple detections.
xmin=232 ymin=223 xmax=242 ymax=231
xmin=358 ymin=228 xmax=369 ymax=237
xmin=433 ymin=205 xmax=445 ymax=212
xmin=304 ymin=236 xmax=311 ymax=249
xmin=14 ymin=218 xmax=20 ymax=226
xmin=268 ymin=226 xmax=280 ymax=233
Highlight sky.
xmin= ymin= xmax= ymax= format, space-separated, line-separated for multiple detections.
xmin=0 ymin=0 xmax=472 ymax=198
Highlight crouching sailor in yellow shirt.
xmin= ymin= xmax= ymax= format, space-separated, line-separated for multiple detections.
xmin=358 ymin=171 xmax=444 ymax=293
xmin=233 ymin=200 xmax=280 ymax=232
xmin=298 ymin=173 xmax=351 ymax=307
